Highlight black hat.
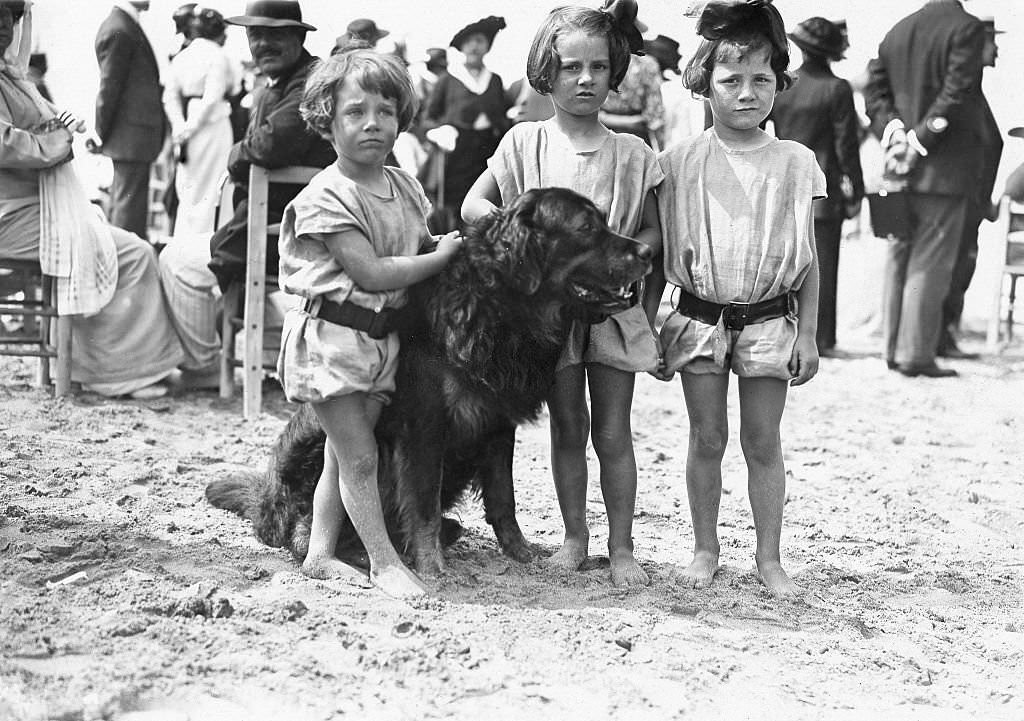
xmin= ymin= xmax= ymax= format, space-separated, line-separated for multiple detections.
xmin=789 ymin=16 xmax=845 ymax=61
xmin=979 ymin=16 xmax=1005 ymax=35
xmin=450 ymin=16 xmax=505 ymax=50
xmin=193 ymin=6 xmax=226 ymax=40
xmin=645 ymin=34 xmax=682 ymax=74
xmin=345 ymin=18 xmax=388 ymax=43
xmin=225 ymin=1 xmax=316 ymax=31
xmin=172 ymin=3 xmax=196 ymax=33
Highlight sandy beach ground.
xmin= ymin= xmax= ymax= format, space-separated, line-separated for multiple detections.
xmin=1 ymin=229 xmax=1022 ymax=721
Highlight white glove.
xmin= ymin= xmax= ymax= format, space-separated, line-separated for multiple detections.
xmin=425 ymin=125 xmax=459 ymax=153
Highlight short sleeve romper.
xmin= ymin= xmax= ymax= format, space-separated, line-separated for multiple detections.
xmin=487 ymin=120 xmax=664 ymax=372
xmin=276 ymin=164 xmax=433 ymax=404
xmin=657 ymin=129 xmax=826 ymax=379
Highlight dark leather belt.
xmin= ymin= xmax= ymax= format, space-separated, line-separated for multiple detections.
xmin=304 ymin=297 xmax=398 ymax=340
xmin=675 ymin=289 xmax=794 ymax=331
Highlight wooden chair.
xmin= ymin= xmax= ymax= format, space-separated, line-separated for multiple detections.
xmin=0 ymin=260 xmax=72 ymax=396
xmin=219 ymin=165 xmax=320 ymax=418
xmin=986 ymin=197 xmax=1024 ymax=350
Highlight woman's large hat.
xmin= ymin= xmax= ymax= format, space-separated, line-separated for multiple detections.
xmin=449 ymin=16 xmax=506 ymax=50
xmin=225 ymin=1 xmax=316 ymax=31
xmin=788 ymin=16 xmax=845 ymax=61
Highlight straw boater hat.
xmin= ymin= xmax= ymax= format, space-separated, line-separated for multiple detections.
xmin=449 ymin=16 xmax=506 ymax=50
xmin=788 ymin=16 xmax=846 ymax=62
xmin=225 ymin=0 xmax=316 ymax=31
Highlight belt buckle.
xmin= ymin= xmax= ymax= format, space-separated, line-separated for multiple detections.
xmin=724 ymin=302 xmax=750 ymax=330
xmin=367 ymin=307 xmax=393 ymax=339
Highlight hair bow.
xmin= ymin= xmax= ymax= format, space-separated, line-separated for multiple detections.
xmin=600 ymin=0 xmax=645 ymax=55
xmin=685 ymin=0 xmax=784 ymax=46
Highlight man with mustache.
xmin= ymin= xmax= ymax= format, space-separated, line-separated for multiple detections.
xmin=158 ymin=0 xmax=335 ymax=389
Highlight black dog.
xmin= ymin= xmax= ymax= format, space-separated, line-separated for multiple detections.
xmin=206 ymin=187 xmax=652 ymax=576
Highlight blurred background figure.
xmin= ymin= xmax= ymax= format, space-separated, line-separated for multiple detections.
xmin=26 ymin=51 xmax=51 ymax=100
xmin=332 ymin=17 xmax=387 ymax=55
xmin=2 ymin=0 xmax=185 ymax=399
xmin=599 ymin=14 xmax=665 ymax=149
xmin=423 ymin=15 xmax=510 ymax=232
xmin=645 ymin=33 xmax=706 ymax=149
xmin=505 ymin=74 xmax=553 ymax=124
xmin=171 ymin=2 xmax=197 ymax=58
xmin=866 ymin=0 xmax=996 ymax=378
xmin=770 ymin=16 xmax=864 ymax=355
xmin=94 ymin=0 xmax=165 ymax=240
xmin=162 ymin=5 xmax=236 ymax=235
xmin=938 ymin=15 xmax=1003 ymax=359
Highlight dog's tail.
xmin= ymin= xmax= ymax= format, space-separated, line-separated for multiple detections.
xmin=205 ymin=472 xmax=259 ymax=518
xmin=206 ymin=470 xmax=299 ymax=551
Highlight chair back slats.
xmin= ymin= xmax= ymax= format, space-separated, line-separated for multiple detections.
xmin=220 ymin=164 xmax=321 ymax=418
xmin=987 ymin=197 xmax=1024 ymax=348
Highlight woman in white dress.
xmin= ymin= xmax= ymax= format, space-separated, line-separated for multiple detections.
xmin=162 ymin=7 xmax=235 ymax=235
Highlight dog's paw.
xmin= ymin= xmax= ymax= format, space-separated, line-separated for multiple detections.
xmin=501 ymin=537 xmax=541 ymax=563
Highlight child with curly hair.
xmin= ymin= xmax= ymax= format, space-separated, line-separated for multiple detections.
xmin=277 ymin=49 xmax=461 ymax=598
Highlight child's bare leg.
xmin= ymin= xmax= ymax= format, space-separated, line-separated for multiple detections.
xmin=678 ymin=372 xmax=730 ymax=588
xmin=546 ymin=365 xmax=591 ymax=571
xmin=312 ymin=395 xmax=426 ymax=599
xmin=302 ymin=443 xmax=370 ymax=585
xmin=738 ymin=377 xmax=800 ymax=600
xmin=588 ymin=363 xmax=649 ymax=588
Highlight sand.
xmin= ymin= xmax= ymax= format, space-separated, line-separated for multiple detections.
xmin=2 ymin=232 xmax=1023 ymax=721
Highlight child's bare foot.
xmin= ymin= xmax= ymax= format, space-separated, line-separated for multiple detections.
xmin=756 ymin=559 xmax=802 ymax=600
xmin=673 ymin=550 xmax=719 ymax=589
xmin=302 ymin=554 xmax=371 ymax=587
xmin=371 ymin=564 xmax=428 ymax=600
xmin=610 ymin=548 xmax=650 ymax=589
xmin=546 ymin=537 xmax=589 ymax=571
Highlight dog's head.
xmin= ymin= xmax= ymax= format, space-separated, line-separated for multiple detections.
xmin=478 ymin=187 xmax=652 ymax=317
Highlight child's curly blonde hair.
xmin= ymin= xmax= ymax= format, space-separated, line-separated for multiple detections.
xmin=300 ymin=48 xmax=418 ymax=139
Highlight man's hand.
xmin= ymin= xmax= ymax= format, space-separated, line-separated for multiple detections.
xmin=883 ymin=138 xmax=919 ymax=178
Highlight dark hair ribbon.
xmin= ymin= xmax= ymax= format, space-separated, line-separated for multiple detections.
xmin=685 ymin=0 xmax=784 ymax=45
xmin=600 ymin=0 xmax=645 ymax=55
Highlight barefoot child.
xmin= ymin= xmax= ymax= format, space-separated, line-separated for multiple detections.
xmin=462 ymin=0 xmax=663 ymax=589
xmin=650 ymin=0 xmax=823 ymax=598
xmin=277 ymin=49 xmax=462 ymax=599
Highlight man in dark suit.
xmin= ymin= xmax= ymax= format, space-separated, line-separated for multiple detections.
xmin=94 ymin=1 xmax=166 ymax=239
xmin=771 ymin=17 xmax=864 ymax=355
xmin=938 ymin=16 xmax=1003 ymax=358
xmin=866 ymin=0 xmax=991 ymax=377
xmin=157 ymin=0 xmax=335 ymax=388
xmin=206 ymin=0 xmax=336 ymax=293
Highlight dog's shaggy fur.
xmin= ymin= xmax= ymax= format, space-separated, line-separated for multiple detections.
xmin=206 ymin=187 xmax=652 ymax=574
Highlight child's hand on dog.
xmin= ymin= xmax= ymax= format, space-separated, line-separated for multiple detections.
xmin=434 ymin=230 xmax=463 ymax=258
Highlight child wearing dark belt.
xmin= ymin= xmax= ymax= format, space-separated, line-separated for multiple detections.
xmin=648 ymin=0 xmax=823 ymax=599
xmin=275 ymin=48 xmax=461 ymax=599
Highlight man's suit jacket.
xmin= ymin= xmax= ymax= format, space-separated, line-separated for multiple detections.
xmin=207 ymin=50 xmax=336 ymax=292
xmin=94 ymin=6 xmax=166 ymax=163
xmin=865 ymin=0 xmax=999 ymax=200
xmin=771 ymin=61 xmax=865 ymax=220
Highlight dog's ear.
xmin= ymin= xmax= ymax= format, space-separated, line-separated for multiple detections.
xmin=503 ymin=201 xmax=547 ymax=295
